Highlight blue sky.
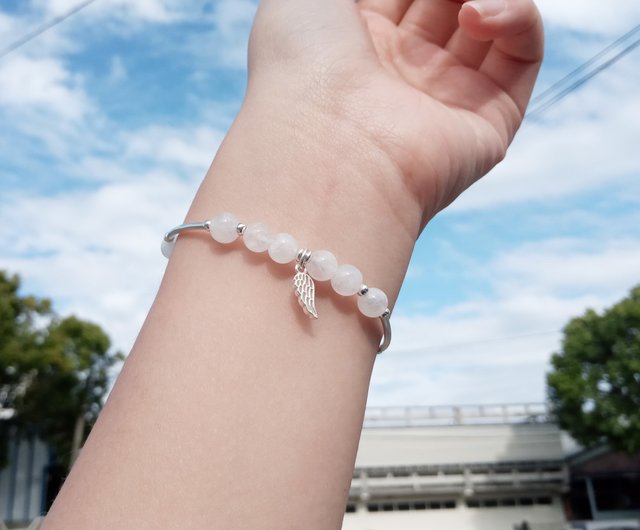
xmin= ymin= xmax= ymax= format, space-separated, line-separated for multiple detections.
xmin=1 ymin=0 xmax=639 ymax=407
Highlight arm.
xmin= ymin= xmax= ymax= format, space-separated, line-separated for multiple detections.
xmin=43 ymin=0 xmax=543 ymax=528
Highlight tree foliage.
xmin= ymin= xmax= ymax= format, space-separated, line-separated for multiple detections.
xmin=548 ymin=285 xmax=640 ymax=454
xmin=0 ymin=271 xmax=124 ymax=470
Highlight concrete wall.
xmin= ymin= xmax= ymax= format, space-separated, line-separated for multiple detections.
xmin=356 ymin=423 xmax=565 ymax=467
xmin=343 ymin=500 xmax=566 ymax=530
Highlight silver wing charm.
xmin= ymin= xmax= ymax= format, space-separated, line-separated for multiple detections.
xmin=293 ymin=269 xmax=318 ymax=319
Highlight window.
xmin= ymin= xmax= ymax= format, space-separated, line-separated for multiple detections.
xmin=592 ymin=475 xmax=640 ymax=511
xmin=466 ymin=497 xmax=555 ymax=508
xmin=366 ymin=500 xmax=457 ymax=512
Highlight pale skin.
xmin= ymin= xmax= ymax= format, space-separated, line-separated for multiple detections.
xmin=43 ymin=0 xmax=543 ymax=528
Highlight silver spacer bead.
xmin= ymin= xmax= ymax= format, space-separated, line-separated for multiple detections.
xmin=296 ymin=248 xmax=312 ymax=268
xmin=160 ymin=218 xmax=394 ymax=355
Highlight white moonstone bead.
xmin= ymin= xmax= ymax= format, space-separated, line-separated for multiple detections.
xmin=331 ymin=264 xmax=363 ymax=296
xmin=357 ymin=287 xmax=388 ymax=318
xmin=161 ymin=238 xmax=176 ymax=259
xmin=209 ymin=212 xmax=239 ymax=244
xmin=243 ymin=222 xmax=272 ymax=253
xmin=268 ymin=233 xmax=299 ymax=264
xmin=306 ymin=250 xmax=338 ymax=281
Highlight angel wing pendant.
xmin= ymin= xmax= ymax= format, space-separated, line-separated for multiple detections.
xmin=293 ymin=269 xmax=318 ymax=319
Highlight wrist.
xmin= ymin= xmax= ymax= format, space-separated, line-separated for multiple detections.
xmin=185 ymin=98 xmax=423 ymax=306
xmin=241 ymin=73 xmax=451 ymax=227
xmin=221 ymin=91 xmax=424 ymax=231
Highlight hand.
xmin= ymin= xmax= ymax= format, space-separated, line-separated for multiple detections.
xmin=245 ymin=0 xmax=543 ymax=230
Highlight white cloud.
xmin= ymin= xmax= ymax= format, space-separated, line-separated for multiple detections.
xmin=35 ymin=0 xmax=200 ymax=23
xmin=450 ymin=50 xmax=640 ymax=211
xmin=0 ymin=11 xmax=96 ymax=155
xmin=2 ymin=0 xmax=638 ymax=412
xmin=0 ymin=11 xmax=18 ymax=37
xmin=183 ymin=0 xmax=257 ymax=70
xmin=210 ymin=0 xmax=257 ymax=67
xmin=30 ymin=0 xmax=639 ymax=38
xmin=0 ymin=110 xmax=229 ymax=353
xmin=0 ymin=55 xmax=91 ymax=120
xmin=369 ymin=4 xmax=640 ymax=406
xmin=0 ymin=172 xmax=198 ymax=353
xmin=7 ymin=0 xmax=255 ymax=73
xmin=0 ymin=4 xmax=81 ymax=56
xmin=31 ymin=0 xmax=257 ymax=37
xmin=494 ymin=238 xmax=640 ymax=296
xmin=368 ymin=236 xmax=640 ymax=406
xmin=124 ymin=125 xmax=224 ymax=171
xmin=536 ymin=0 xmax=640 ymax=36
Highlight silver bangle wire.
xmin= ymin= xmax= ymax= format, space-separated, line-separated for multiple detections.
xmin=164 ymin=222 xmax=392 ymax=354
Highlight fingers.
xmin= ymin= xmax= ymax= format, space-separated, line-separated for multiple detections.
xmin=358 ymin=0 xmax=414 ymax=24
xmin=400 ymin=0 xmax=464 ymax=46
xmin=445 ymin=28 xmax=492 ymax=68
xmin=459 ymin=0 xmax=544 ymax=113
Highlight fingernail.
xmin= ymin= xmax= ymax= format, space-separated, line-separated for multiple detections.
xmin=466 ymin=0 xmax=506 ymax=17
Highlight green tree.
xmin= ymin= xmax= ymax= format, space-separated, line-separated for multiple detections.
xmin=0 ymin=271 xmax=124 ymax=470
xmin=548 ymin=285 xmax=640 ymax=454
xmin=0 ymin=271 xmax=52 ymax=469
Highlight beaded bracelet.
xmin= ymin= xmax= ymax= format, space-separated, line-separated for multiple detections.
xmin=161 ymin=213 xmax=392 ymax=353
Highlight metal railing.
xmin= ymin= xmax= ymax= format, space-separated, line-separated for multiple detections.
xmin=364 ymin=403 xmax=551 ymax=428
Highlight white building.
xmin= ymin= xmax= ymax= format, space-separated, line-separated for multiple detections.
xmin=3 ymin=404 xmax=639 ymax=529
xmin=344 ymin=404 xmax=571 ymax=530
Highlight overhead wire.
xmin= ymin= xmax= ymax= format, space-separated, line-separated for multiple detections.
xmin=0 ymin=0 xmax=99 ymax=61
xmin=1 ymin=1 xmax=638 ymax=117
xmin=418 ymin=25 xmax=640 ymax=355
xmin=526 ymin=23 xmax=640 ymax=118
xmin=0 ymin=4 xmax=637 ymax=356
xmin=529 ymin=23 xmax=640 ymax=106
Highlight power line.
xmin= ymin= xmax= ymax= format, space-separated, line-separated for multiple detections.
xmin=396 ymin=29 xmax=640 ymax=355
xmin=0 ymin=0 xmax=99 ymax=61
xmin=530 ymin=23 xmax=640 ymax=106
xmin=527 ymin=25 xmax=640 ymax=119
xmin=414 ymin=29 xmax=640 ymax=356
xmin=527 ymin=34 xmax=640 ymax=118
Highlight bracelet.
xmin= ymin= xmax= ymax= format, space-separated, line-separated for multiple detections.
xmin=161 ymin=213 xmax=392 ymax=353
